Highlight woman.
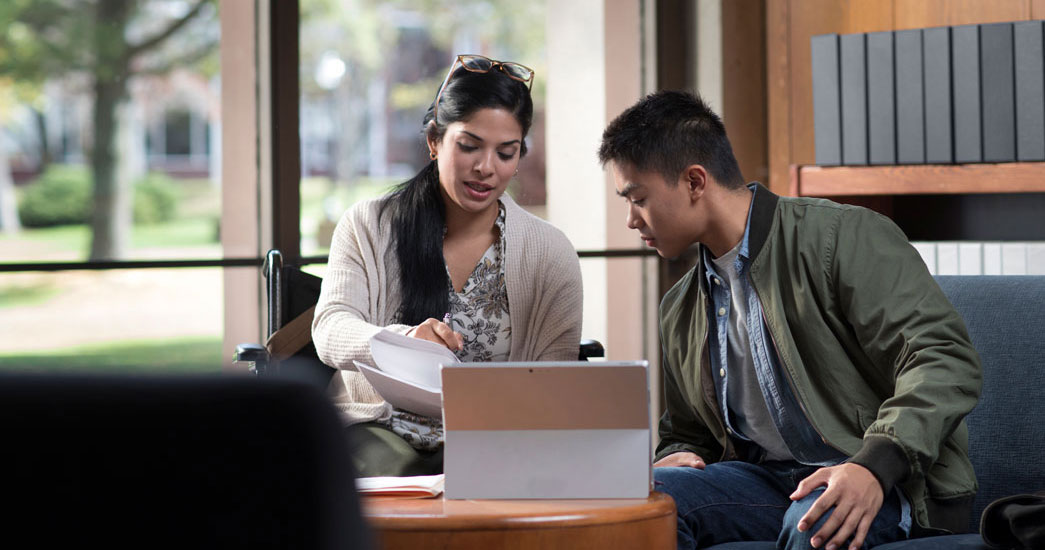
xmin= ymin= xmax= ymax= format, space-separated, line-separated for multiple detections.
xmin=312 ymin=54 xmax=583 ymax=477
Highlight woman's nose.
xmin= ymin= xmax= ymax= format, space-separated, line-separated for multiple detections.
xmin=474 ymin=152 xmax=494 ymax=177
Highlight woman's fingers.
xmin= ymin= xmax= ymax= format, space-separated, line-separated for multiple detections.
xmin=430 ymin=318 xmax=464 ymax=350
xmin=411 ymin=318 xmax=463 ymax=351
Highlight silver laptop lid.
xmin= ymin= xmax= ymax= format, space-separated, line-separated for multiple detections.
xmin=440 ymin=361 xmax=649 ymax=431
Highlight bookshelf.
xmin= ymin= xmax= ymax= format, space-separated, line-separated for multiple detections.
xmin=789 ymin=163 xmax=1045 ymax=197
xmin=788 ymin=163 xmax=1045 ymax=241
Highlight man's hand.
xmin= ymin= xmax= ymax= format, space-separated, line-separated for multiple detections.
xmin=408 ymin=318 xmax=464 ymax=351
xmin=791 ymin=463 xmax=884 ymax=550
xmin=653 ymin=451 xmax=706 ymax=469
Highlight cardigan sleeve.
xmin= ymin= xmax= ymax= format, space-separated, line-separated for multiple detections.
xmin=312 ymin=201 xmax=413 ymax=370
xmin=530 ymin=227 xmax=584 ymax=362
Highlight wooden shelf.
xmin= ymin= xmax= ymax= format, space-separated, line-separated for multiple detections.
xmin=790 ymin=163 xmax=1045 ymax=197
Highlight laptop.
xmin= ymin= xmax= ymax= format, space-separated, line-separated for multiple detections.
xmin=440 ymin=360 xmax=651 ymax=499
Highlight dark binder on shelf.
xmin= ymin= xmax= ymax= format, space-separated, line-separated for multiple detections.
xmin=924 ymin=26 xmax=953 ymax=164
xmin=1015 ymin=20 xmax=1045 ymax=161
xmin=841 ymin=33 xmax=868 ymax=165
xmin=896 ymin=29 xmax=925 ymax=164
xmin=812 ymin=33 xmax=842 ymax=165
xmin=952 ymin=24 xmax=982 ymax=163
xmin=980 ymin=22 xmax=1016 ymax=162
xmin=867 ymin=31 xmax=896 ymax=165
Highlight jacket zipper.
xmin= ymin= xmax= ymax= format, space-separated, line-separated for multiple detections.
xmin=749 ymin=276 xmax=847 ymax=456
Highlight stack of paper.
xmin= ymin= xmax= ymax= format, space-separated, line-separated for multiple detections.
xmin=355 ymin=474 xmax=445 ymax=498
xmin=352 ymin=330 xmax=458 ymax=417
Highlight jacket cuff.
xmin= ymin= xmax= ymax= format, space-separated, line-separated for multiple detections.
xmin=849 ymin=435 xmax=909 ymax=497
xmin=654 ymin=443 xmax=702 ymax=463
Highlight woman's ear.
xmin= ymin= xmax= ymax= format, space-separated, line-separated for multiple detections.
xmin=424 ymin=121 xmax=440 ymax=159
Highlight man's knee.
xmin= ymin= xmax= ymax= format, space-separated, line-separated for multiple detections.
xmin=653 ymin=465 xmax=694 ymax=485
xmin=779 ymin=489 xmax=831 ymax=550
xmin=653 ymin=466 xmax=699 ymax=505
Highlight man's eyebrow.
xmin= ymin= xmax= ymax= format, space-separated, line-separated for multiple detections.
xmin=616 ymin=182 xmax=640 ymax=198
xmin=461 ymin=130 xmax=521 ymax=147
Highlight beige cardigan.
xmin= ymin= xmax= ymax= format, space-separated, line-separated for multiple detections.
xmin=312 ymin=194 xmax=584 ymax=424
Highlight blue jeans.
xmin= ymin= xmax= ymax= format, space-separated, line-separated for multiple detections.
xmin=654 ymin=461 xmax=910 ymax=550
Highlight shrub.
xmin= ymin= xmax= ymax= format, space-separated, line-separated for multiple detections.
xmin=17 ymin=166 xmax=181 ymax=228
xmin=133 ymin=172 xmax=179 ymax=224
xmin=17 ymin=165 xmax=92 ymax=228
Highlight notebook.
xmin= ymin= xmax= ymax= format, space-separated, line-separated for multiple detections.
xmin=355 ymin=474 xmax=444 ymax=499
xmin=441 ymin=360 xmax=651 ymax=499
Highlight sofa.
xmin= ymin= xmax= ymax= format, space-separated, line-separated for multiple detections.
xmin=707 ymin=276 xmax=1045 ymax=550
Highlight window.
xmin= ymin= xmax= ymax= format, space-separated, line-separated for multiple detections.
xmin=0 ymin=0 xmax=226 ymax=371
xmin=296 ymin=0 xmax=661 ymax=375
xmin=299 ymin=0 xmax=548 ymax=257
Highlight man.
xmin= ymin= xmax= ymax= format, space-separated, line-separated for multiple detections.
xmin=598 ymin=90 xmax=981 ymax=550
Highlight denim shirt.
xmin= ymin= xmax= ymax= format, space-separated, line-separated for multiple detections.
xmin=702 ymin=185 xmax=848 ymax=467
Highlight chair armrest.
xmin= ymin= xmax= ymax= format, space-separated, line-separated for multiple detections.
xmin=234 ymin=343 xmax=270 ymax=376
xmin=579 ymin=339 xmax=605 ymax=360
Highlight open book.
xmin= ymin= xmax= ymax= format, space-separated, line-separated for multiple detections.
xmin=355 ymin=474 xmax=445 ymax=498
xmin=352 ymin=329 xmax=458 ymax=417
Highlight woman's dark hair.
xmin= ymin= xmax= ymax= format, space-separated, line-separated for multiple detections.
xmin=378 ymin=64 xmax=533 ymax=325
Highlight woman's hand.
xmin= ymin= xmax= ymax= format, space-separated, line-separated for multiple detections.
xmin=408 ymin=318 xmax=464 ymax=351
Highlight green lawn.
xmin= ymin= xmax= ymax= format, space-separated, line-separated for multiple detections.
xmin=133 ymin=217 xmax=221 ymax=249
xmin=0 ymin=280 xmax=61 ymax=308
xmin=3 ymin=176 xmax=395 ymax=261
xmin=3 ymin=217 xmax=219 ymax=250
xmin=1 ymin=224 xmax=91 ymax=254
xmin=2 ymin=177 xmax=221 ymax=260
xmin=0 ymin=336 xmax=224 ymax=374
xmin=300 ymin=176 xmax=396 ymax=255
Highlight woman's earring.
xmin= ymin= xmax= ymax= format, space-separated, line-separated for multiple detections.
xmin=430 ymin=150 xmax=437 ymax=160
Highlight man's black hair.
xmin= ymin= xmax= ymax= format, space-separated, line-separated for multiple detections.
xmin=598 ymin=90 xmax=745 ymax=189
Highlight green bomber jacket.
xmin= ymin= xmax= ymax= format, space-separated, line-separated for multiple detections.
xmin=656 ymin=184 xmax=982 ymax=533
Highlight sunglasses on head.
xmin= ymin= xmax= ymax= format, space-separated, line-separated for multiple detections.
xmin=433 ymin=54 xmax=535 ymax=121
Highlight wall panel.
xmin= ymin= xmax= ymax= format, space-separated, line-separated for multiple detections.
xmin=894 ymin=0 xmax=1029 ymax=30
xmin=723 ymin=0 xmax=768 ymax=184
xmin=1034 ymin=0 xmax=1045 ymax=18
xmin=766 ymin=0 xmax=790 ymax=194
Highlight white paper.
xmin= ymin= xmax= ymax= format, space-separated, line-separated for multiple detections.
xmin=354 ymin=361 xmax=442 ymax=418
xmin=369 ymin=329 xmax=458 ymax=389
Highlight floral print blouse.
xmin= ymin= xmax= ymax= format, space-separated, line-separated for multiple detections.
xmin=381 ymin=204 xmax=511 ymax=451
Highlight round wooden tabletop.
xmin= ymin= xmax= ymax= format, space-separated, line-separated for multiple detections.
xmin=362 ymin=491 xmax=676 ymax=550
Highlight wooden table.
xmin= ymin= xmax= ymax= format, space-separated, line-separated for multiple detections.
xmin=362 ymin=491 xmax=676 ymax=550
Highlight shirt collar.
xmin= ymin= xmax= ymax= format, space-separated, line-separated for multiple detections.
xmin=702 ymin=185 xmax=758 ymax=282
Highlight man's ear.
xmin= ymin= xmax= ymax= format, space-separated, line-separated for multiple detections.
xmin=682 ymin=165 xmax=709 ymax=200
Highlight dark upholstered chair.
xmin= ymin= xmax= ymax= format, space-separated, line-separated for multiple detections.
xmin=704 ymin=276 xmax=1045 ymax=550
xmin=236 ymin=249 xmax=605 ymax=388
xmin=1 ymin=373 xmax=373 ymax=549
